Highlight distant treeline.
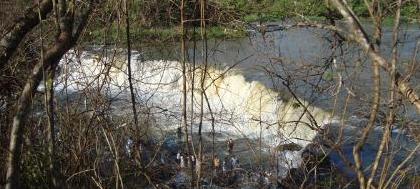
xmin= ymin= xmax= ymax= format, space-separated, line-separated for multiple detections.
xmin=124 ymin=0 xmax=420 ymax=26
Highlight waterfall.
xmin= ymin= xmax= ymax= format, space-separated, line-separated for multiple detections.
xmin=55 ymin=49 xmax=333 ymax=175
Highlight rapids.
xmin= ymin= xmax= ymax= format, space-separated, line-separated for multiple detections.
xmin=53 ymin=49 xmax=332 ymax=176
xmin=50 ymin=45 xmax=418 ymax=181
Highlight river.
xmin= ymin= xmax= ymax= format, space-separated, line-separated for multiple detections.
xmin=55 ymin=21 xmax=419 ymax=184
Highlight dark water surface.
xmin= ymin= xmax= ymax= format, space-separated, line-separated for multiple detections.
xmin=139 ymin=22 xmax=420 ymax=120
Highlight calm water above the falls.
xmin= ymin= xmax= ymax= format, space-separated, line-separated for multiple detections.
xmin=135 ymin=22 xmax=420 ymax=120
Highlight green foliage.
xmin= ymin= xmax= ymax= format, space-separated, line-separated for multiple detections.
xmin=86 ymin=23 xmax=247 ymax=45
xmin=218 ymin=0 xmax=248 ymax=10
xmin=231 ymin=0 xmax=419 ymax=22
xmin=323 ymin=70 xmax=334 ymax=81
xmin=347 ymin=0 xmax=419 ymax=19
xmin=219 ymin=0 xmax=335 ymax=23
xmin=401 ymin=3 xmax=420 ymax=21
xmin=347 ymin=0 xmax=369 ymax=17
xmin=207 ymin=26 xmax=247 ymax=38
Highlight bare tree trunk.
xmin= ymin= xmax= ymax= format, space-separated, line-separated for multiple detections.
xmin=189 ymin=6 xmax=198 ymax=186
xmin=125 ymin=0 xmax=139 ymax=136
xmin=45 ymin=65 xmax=57 ymax=189
xmin=196 ymin=0 xmax=207 ymax=187
xmin=204 ymin=87 xmax=215 ymax=186
xmin=36 ymin=2 xmax=58 ymax=187
xmin=352 ymin=1 xmax=383 ymax=187
xmin=0 ymin=0 xmax=52 ymax=70
xmin=180 ymin=0 xmax=193 ymax=183
xmin=5 ymin=1 xmax=93 ymax=187
xmin=375 ymin=1 xmax=402 ymax=188
xmin=353 ymin=56 xmax=380 ymax=189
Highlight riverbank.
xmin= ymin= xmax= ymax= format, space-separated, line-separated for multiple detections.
xmin=86 ymin=16 xmax=419 ymax=46
xmin=86 ymin=24 xmax=248 ymax=45
xmin=83 ymin=0 xmax=419 ymax=45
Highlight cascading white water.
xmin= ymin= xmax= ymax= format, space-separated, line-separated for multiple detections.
xmin=55 ymin=49 xmax=333 ymax=175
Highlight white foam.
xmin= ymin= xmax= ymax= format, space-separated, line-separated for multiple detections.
xmin=55 ymin=49 xmax=332 ymax=176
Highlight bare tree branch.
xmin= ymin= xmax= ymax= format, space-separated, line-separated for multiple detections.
xmin=329 ymin=0 xmax=420 ymax=114
xmin=0 ymin=0 xmax=53 ymax=70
